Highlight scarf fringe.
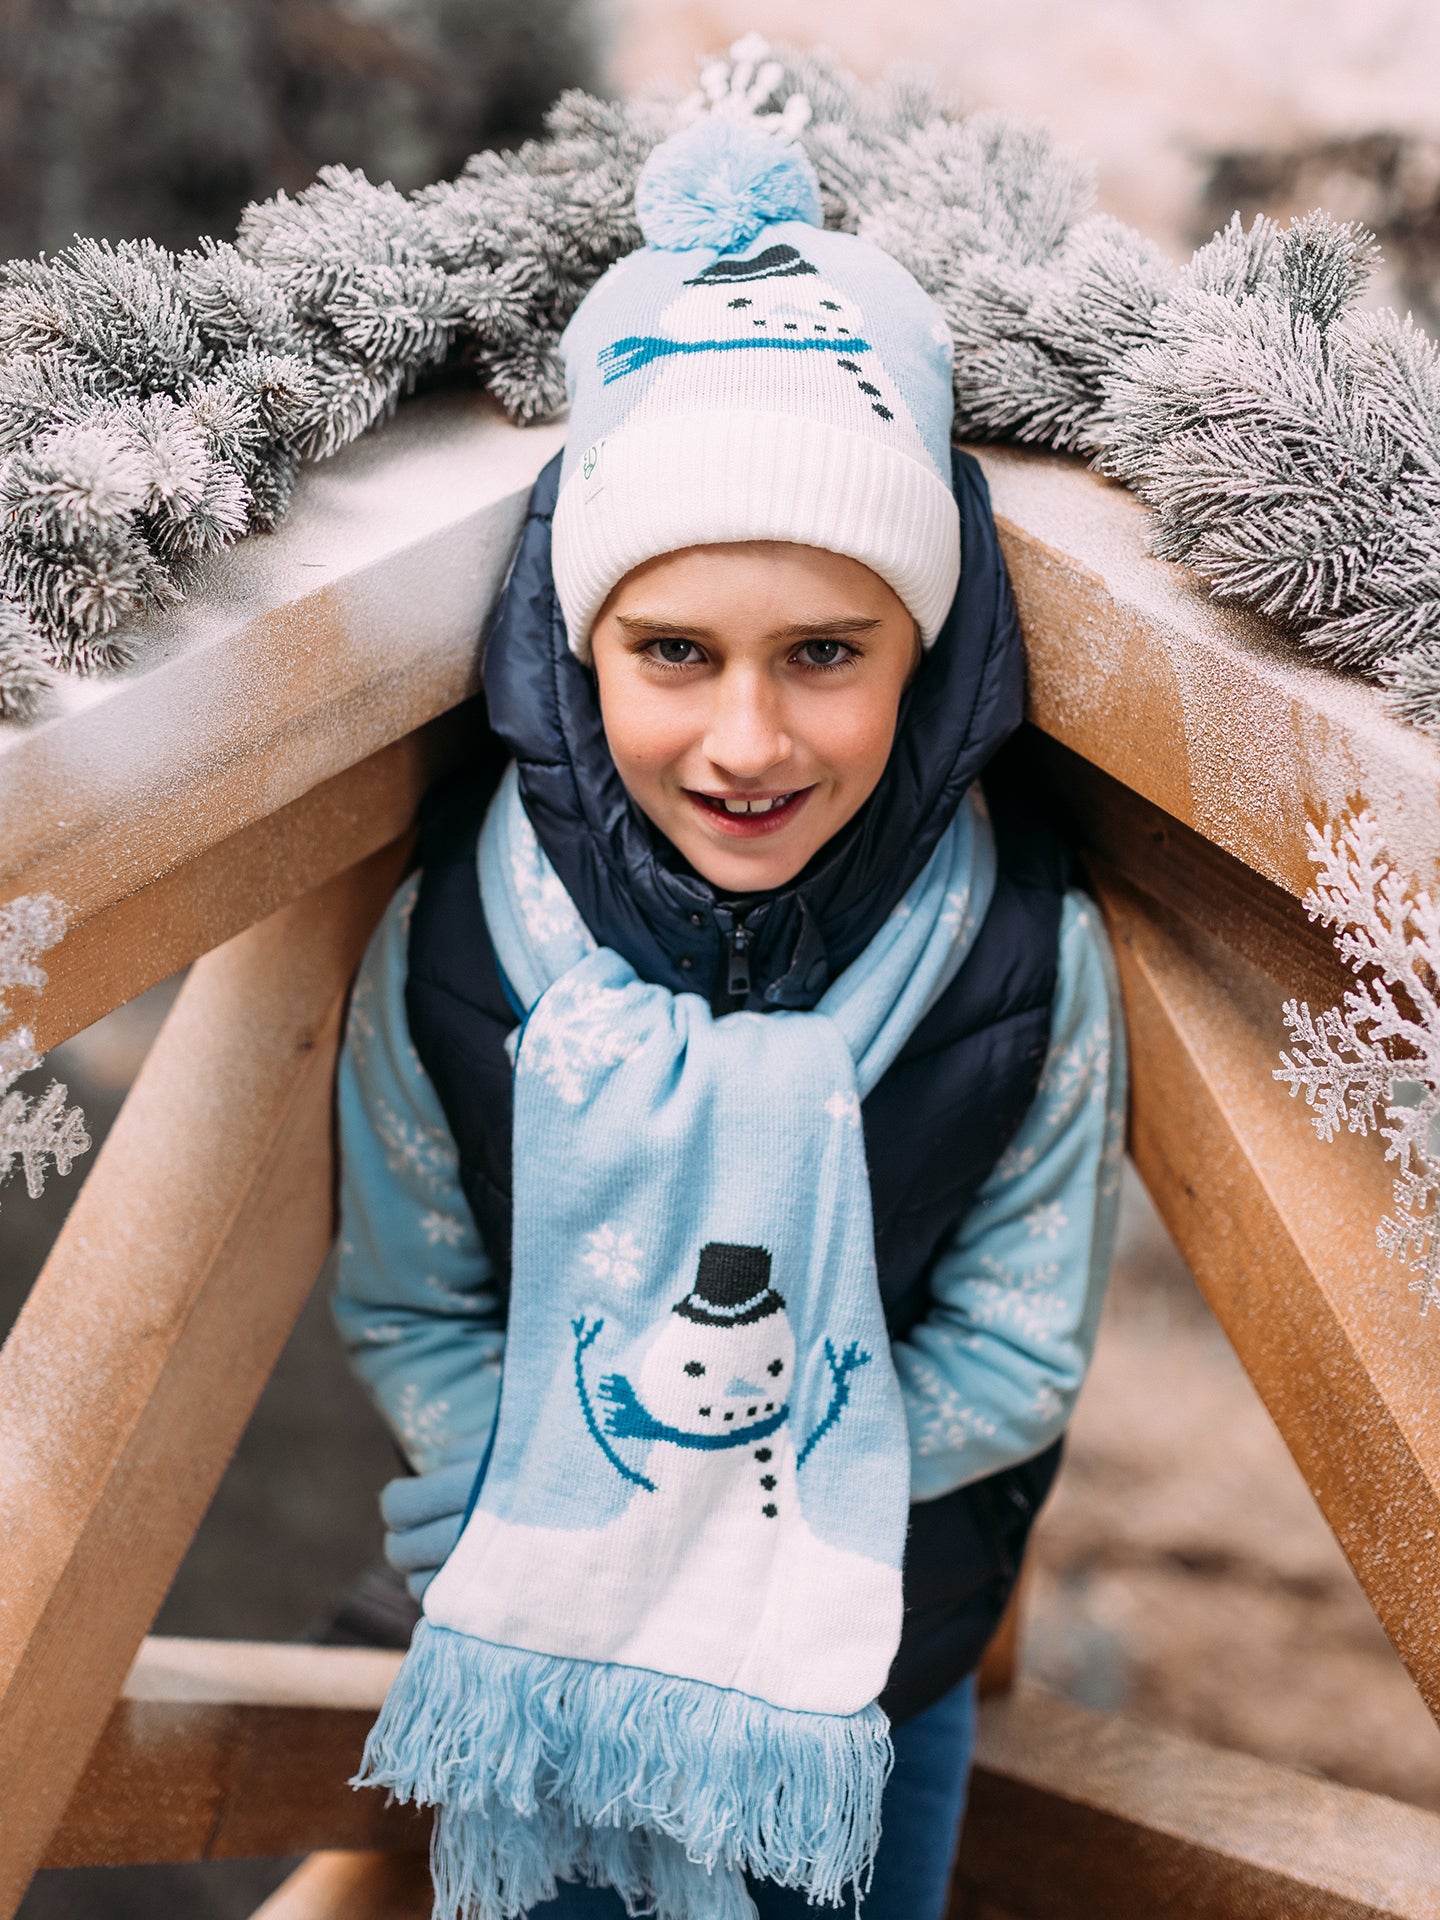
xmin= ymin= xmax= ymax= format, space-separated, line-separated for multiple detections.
xmin=356 ymin=1620 xmax=892 ymax=1918
xmin=432 ymin=1807 xmax=759 ymax=1920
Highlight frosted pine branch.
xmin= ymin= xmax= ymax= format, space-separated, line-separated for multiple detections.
xmin=0 ymin=893 xmax=90 ymax=1207
xmin=1275 ymin=814 xmax=1440 ymax=1313
xmin=0 ymin=1072 xmax=91 ymax=1201
xmin=0 ymin=596 xmax=55 ymax=720
xmin=0 ymin=891 xmax=66 ymax=1019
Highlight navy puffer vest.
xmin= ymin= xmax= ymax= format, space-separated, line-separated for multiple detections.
xmin=406 ymin=450 xmax=1068 ymax=1723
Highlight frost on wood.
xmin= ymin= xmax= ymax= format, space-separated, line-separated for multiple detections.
xmin=1276 ymin=814 xmax=1440 ymax=1314
xmin=0 ymin=893 xmax=89 ymax=1206
xmin=5 ymin=36 xmax=1440 ymax=734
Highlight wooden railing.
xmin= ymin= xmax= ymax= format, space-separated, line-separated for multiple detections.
xmin=3 ymin=392 xmax=1439 ymax=1917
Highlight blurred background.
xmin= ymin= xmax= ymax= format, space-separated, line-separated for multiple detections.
xmin=5 ymin=1 xmax=1440 ymax=1914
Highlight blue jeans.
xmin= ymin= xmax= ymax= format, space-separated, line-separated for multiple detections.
xmin=528 ymin=1674 xmax=977 ymax=1920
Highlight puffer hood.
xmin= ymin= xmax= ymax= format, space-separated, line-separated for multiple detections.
xmin=481 ymin=446 xmax=1024 ymax=1012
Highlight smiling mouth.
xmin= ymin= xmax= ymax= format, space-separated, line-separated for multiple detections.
xmin=687 ymin=788 xmax=813 ymax=836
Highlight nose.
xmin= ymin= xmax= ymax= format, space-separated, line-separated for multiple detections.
xmin=726 ymin=1375 xmax=764 ymax=1397
xmin=702 ymin=668 xmax=791 ymax=781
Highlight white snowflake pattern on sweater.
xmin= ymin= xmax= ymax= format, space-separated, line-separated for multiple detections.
xmin=393 ymin=1380 xmax=452 ymax=1470
xmin=361 ymin=1322 xmax=407 ymax=1346
xmin=1024 ymin=1200 xmax=1068 ymax=1241
xmin=423 ymin=1271 xmax=476 ymax=1308
xmin=1041 ymin=1018 xmax=1111 ymax=1120
xmin=346 ymin=985 xmax=377 ymax=1064
xmin=901 ymin=1353 xmax=1000 ymax=1458
xmin=993 ymin=1136 xmax=1039 ymax=1183
xmin=969 ymin=1254 xmax=1068 ymax=1342
xmin=375 ymin=1098 xmax=460 ymax=1197
xmin=420 ymin=1208 xmax=467 ymax=1248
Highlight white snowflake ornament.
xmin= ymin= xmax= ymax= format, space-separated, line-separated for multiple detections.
xmin=0 ymin=893 xmax=89 ymax=1208
xmin=1277 ymin=812 xmax=1440 ymax=1315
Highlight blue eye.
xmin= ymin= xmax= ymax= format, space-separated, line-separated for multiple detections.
xmin=648 ymin=637 xmax=702 ymax=666
xmin=794 ymin=639 xmax=854 ymax=671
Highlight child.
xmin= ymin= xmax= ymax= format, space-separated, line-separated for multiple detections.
xmin=333 ymin=112 xmax=1124 ymax=1920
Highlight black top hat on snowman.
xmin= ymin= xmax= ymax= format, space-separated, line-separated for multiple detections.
xmin=673 ymin=1243 xmax=786 ymax=1328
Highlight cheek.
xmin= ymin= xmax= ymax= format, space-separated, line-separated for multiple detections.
xmin=595 ymin=678 xmax=696 ymax=785
xmin=804 ymin=686 xmax=903 ymax=791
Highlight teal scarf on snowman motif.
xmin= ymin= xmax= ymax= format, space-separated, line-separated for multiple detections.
xmin=358 ymin=764 xmax=996 ymax=1920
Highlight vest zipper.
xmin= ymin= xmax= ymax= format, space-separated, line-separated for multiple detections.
xmin=711 ymin=905 xmax=754 ymax=1006
xmin=726 ymin=923 xmax=752 ymax=1001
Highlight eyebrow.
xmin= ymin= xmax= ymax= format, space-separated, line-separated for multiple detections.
xmin=614 ymin=614 xmax=884 ymax=640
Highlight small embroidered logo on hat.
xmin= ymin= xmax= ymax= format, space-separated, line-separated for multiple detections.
xmin=582 ymin=439 xmax=605 ymax=502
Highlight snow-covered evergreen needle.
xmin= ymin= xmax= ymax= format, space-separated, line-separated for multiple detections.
xmin=0 ymin=893 xmax=90 ymax=1205
xmin=1275 ymin=813 xmax=1440 ymax=1313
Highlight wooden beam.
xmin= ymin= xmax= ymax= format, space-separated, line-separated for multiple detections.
xmin=1029 ymin=732 xmax=1350 ymax=1010
xmin=954 ymin=1689 xmax=1440 ymax=1920
xmin=47 ymin=1640 xmax=1440 ymax=1920
xmin=2 ymin=410 xmax=1435 ymax=1018
xmin=251 ymin=1853 xmax=432 ymax=1920
xmin=0 ymin=846 xmax=407 ymax=1917
xmin=1016 ymin=740 xmax=1440 ymax=1719
xmin=43 ymin=1639 xmax=424 ymax=1867
xmin=1085 ymin=850 xmax=1440 ymax=1719
xmin=976 ymin=444 xmax=1440 ymax=901
xmin=249 ymin=1853 xmax=433 ymax=1920
xmin=0 ymin=393 xmax=560 ymax=967
xmin=26 ymin=716 xmax=465 ymax=1053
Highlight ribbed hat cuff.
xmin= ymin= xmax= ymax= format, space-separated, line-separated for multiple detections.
xmin=551 ymin=412 xmax=961 ymax=659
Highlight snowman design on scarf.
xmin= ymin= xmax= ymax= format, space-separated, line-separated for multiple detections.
xmin=424 ymin=1230 xmax=900 ymax=1709
xmin=573 ymin=1242 xmax=871 ymax=1519
xmin=595 ymin=242 xmax=933 ymax=464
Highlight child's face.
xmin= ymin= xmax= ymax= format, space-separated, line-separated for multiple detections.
xmin=590 ymin=542 xmax=920 ymax=893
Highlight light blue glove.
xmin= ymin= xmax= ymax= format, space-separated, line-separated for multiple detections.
xmin=380 ymin=1459 xmax=480 ymax=1600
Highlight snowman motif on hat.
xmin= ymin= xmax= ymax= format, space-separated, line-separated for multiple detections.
xmin=596 ymin=242 xmax=934 ymax=472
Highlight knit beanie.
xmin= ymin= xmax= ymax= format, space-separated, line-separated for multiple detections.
xmin=550 ymin=114 xmax=962 ymax=659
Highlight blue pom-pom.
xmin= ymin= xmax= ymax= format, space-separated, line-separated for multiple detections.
xmin=635 ymin=117 xmax=822 ymax=253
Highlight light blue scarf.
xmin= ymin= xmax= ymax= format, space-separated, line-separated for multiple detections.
xmin=359 ymin=766 xmax=996 ymax=1920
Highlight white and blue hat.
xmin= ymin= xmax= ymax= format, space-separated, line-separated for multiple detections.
xmin=551 ymin=115 xmax=961 ymax=658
